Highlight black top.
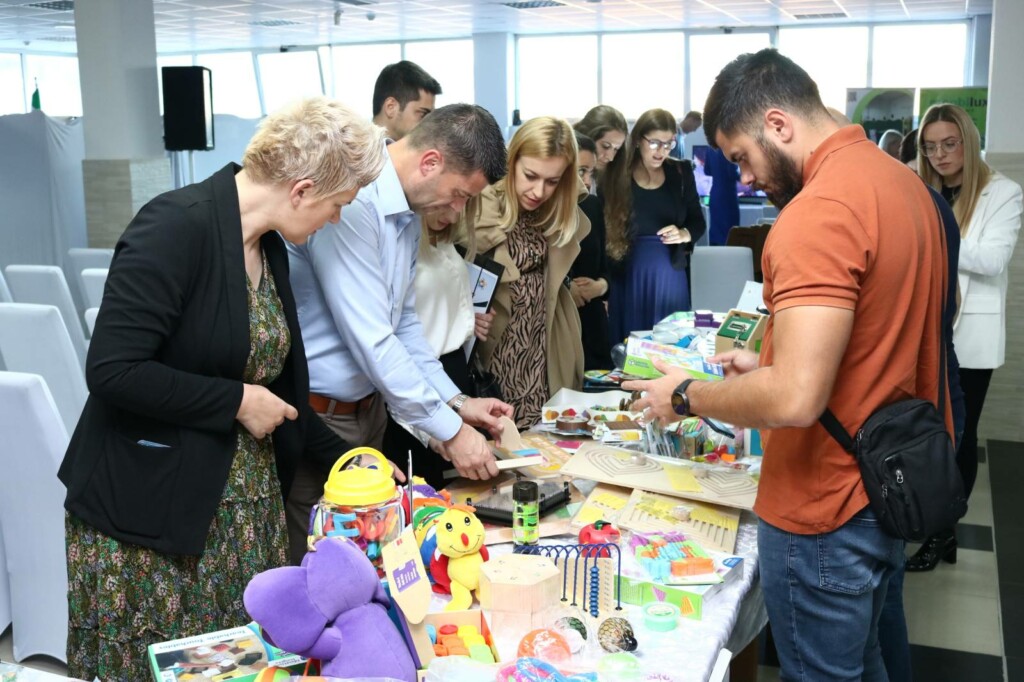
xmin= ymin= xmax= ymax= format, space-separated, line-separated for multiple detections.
xmin=632 ymin=179 xmax=678 ymax=236
xmin=58 ymin=164 xmax=348 ymax=556
xmin=941 ymin=184 xmax=961 ymax=206
xmin=928 ymin=185 xmax=966 ymax=438
xmin=573 ymin=193 xmax=612 ymax=370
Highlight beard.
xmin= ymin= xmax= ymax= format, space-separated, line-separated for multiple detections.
xmin=756 ymin=134 xmax=803 ymax=209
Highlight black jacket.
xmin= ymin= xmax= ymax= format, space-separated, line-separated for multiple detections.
xmin=661 ymin=159 xmax=706 ymax=270
xmin=59 ymin=164 xmax=347 ymax=556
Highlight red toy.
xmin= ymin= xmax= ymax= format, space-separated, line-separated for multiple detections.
xmin=578 ymin=520 xmax=621 ymax=558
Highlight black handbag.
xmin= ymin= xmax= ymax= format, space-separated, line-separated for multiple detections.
xmin=819 ymin=199 xmax=967 ymax=542
xmin=468 ymin=353 xmax=504 ymax=402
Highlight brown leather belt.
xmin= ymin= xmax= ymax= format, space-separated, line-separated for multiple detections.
xmin=309 ymin=392 xmax=375 ymax=417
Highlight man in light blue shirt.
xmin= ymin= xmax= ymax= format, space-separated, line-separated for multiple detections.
xmin=286 ymin=104 xmax=510 ymax=562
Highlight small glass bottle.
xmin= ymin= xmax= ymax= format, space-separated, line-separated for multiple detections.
xmin=512 ymin=480 xmax=540 ymax=546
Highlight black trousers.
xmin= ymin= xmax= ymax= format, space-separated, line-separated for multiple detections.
xmin=381 ymin=349 xmax=472 ymax=491
xmin=957 ymin=367 xmax=993 ymax=500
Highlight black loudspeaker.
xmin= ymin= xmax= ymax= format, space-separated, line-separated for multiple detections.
xmin=161 ymin=66 xmax=214 ymax=151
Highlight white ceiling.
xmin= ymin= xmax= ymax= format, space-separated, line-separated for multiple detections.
xmin=0 ymin=0 xmax=994 ymax=54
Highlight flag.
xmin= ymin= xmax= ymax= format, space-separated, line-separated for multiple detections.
xmin=31 ymin=78 xmax=40 ymax=110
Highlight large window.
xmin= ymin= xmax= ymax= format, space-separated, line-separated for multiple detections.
xmin=0 ymin=53 xmax=24 ymax=115
xmin=602 ymin=33 xmax=685 ymax=120
xmin=195 ymin=51 xmax=261 ymax=118
xmin=872 ymin=23 xmax=967 ymax=88
xmin=156 ymin=54 xmax=192 ymax=115
xmin=688 ymin=33 xmax=771 ymax=115
xmin=257 ymin=50 xmax=324 ymax=114
xmin=330 ymin=43 xmax=402 ymax=118
xmin=403 ymin=40 xmax=474 ymax=107
xmin=778 ymin=27 xmax=869 ymax=112
xmin=518 ymin=35 xmax=598 ymax=121
xmin=24 ymin=54 xmax=81 ymax=116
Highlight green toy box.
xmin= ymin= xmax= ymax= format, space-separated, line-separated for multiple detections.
xmin=623 ymin=337 xmax=725 ymax=381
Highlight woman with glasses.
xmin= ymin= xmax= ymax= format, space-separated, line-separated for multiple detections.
xmin=459 ymin=116 xmax=588 ymax=428
xmin=602 ymin=108 xmax=706 ymax=345
xmin=907 ymin=103 xmax=1023 ymax=572
xmin=574 ymin=105 xmax=628 ymax=192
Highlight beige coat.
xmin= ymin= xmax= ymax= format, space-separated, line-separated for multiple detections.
xmin=466 ymin=183 xmax=590 ymax=396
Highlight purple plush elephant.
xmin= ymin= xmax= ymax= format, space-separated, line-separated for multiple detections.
xmin=243 ymin=536 xmax=417 ymax=681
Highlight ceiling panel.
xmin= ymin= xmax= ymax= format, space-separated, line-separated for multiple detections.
xmin=0 ymin=0 xmax=991 ymax=53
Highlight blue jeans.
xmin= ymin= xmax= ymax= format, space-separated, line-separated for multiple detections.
xmin=759 ymin=508 xmax=904 ymax=681
xmin=878 ymin=559 xmax=911 ymax=682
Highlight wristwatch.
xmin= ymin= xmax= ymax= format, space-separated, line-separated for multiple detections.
xmin=671 ymin=379 xmax=696 ymax=418
xmin=448 ymin=393 xmax=470 ymax=414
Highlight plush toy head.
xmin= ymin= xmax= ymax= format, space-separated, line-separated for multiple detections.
xmin=244 ymin=537 xmax=416 ymax=682
xmin=434 ymin=506 xmax=486 ymax=559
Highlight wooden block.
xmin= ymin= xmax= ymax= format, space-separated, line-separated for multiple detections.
xmin=478 ymin=553 xmax=561 ymax=613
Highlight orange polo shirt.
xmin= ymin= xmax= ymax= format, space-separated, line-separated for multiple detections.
xmin=755 ymin=125 xmax=951 ymax=535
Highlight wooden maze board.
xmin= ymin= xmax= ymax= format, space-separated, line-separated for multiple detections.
xmin=560 ymin=442 xmax=758 ymax=511
xmin=617 ymin=488 xmax=741 ymax=554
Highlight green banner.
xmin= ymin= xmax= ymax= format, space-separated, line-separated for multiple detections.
xmin=918 ymin=87 xmax=988 ymax=148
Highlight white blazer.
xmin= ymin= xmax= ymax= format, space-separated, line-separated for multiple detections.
xmin=953 ymin=172 xmax=1023 ymax=369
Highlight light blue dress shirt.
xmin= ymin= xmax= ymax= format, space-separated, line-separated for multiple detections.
xmin=287 ymin=150 xmax=463 ymax=443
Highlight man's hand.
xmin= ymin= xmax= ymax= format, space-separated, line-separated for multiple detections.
xmin=458 ymin=397 xmax=514 ymax=440
xmin=709 ymin=349 xmax=759 ymax=378
xmin=621 ymin=360 xmax=694 ymax=424
xmin=474 ymin=309 xmax=495 ymax=341
xmin=236 ymin=384 xmax=298 ymax=439
xmin=441 ymin=424 xmax=499 ymax=480
xmin=573 ymin=276 xmax=607 ymax=303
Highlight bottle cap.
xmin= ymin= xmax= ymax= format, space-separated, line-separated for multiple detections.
xmin=512 ymin=480 xmax=539 ymax=503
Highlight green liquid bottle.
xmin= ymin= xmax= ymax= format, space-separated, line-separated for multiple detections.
xmin=512 ymin=480 xmax=540 ymax=546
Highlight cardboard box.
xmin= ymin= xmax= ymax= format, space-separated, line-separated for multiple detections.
xmin=617 ymin=555 xmax=744 ymax=621
xmin=714 ymin=309 xmax=766 ymax=355
xmin=623 ymin=337 xmax=725 ymax=381
xmin=147 ymin=622 xmax=308 ymax=682
xmin=404 ymin=608 xmax=502 ymax=672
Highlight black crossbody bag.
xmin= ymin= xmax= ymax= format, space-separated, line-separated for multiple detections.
xmin=818 ymin=200 xmax=967 ymax=542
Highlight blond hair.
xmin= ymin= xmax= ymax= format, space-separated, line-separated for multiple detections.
xmin=243 ymin=96 xmax=387 ymax=198
xmin=918 ymin=103 xmax=990 ymax=237
xmin=497 ymin=116 xmax=580 ymax=247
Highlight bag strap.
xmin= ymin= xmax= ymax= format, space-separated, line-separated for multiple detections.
xmin=819 ymin=191 xmax=949 ymax=454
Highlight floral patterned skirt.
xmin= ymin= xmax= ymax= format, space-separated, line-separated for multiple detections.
xmin=65 ymin=428 xmax=288 ymax=682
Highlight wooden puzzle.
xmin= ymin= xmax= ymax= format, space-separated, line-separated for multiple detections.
xmin=570 ymin=483 xmax=632 ymax=528
xmin=616 ymin=488 xmax=741 ymax=554
xmin=560 ymin=442 xmax=758 ymax=511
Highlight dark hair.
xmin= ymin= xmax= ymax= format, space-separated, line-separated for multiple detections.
xmin=603 ymin=108 xmax=677 ymax=260
xmin=372 ymin=61 xmax=442 ymax=116
xmin=574 ymin=132 xmax=597 ymax=155
xmin=703 ymin=48 xmax=828 ymax=149
xmin=406 ymin=103 xmax=508 ymax=184
xmin=574 ymin=105 xmax=628 ymax=145
xmin=899 ymin=128 xmax=918 ymax=164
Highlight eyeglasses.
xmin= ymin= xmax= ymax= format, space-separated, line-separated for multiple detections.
xmin=921 ymin=138 xmax=963 ymax=157
xmin=642 ymin=136 xmax=677 ymax=152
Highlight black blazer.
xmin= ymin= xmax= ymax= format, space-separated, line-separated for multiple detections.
xmin=59 ymin=164 xmax=347 ymax=556
xmin=662 ymin=159 xmax=707 ymax=270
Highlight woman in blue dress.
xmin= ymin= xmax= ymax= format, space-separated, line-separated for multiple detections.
xmin=601 ymin=108 xmax=705 ymax=344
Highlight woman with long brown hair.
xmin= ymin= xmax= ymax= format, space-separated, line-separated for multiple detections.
xmin=601 ymin=108 xmax=705 ymax=345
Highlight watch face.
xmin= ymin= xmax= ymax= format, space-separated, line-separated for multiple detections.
xmin=671 ymin=391 xmax=687 ymax=416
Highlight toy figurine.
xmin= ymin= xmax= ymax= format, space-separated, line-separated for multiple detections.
xmin=429 ymin=504 xmax=490 ymax=611
xmin=243 ymin=536 xmax=416 ymax=682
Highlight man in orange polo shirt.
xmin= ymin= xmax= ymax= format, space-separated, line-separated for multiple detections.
xmin=627 ymin=49 xmax=950 ymax=680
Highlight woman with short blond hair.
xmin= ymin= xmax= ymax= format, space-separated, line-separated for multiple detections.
xmin=60 ymin=97 xmax=387 ymax=680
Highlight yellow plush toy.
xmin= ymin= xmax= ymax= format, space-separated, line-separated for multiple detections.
xmin=429 ymin=505 xmax=489 ymax=611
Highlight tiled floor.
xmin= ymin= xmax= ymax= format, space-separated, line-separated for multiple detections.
xmin=3 ymin=442 xmax=1019 ymax=681
xmin=757 ymin=441 xmax=1015 ymax=681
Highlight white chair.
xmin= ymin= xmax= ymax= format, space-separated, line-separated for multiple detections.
xmin=0 ymin=268 xmax=11 ymax=303
xmin=690 ymin=246 xmax=755 ymax=314
xmin=64 ymin=247 xmax=113 ymax=317
xmin=4 ymin=265 xmax=89 ymax=366
xmin=0 ymin=303 xmax=88 ymax=436
xmin=0 ymin=372 xmax=69 ymax=663
xmin=0 ymin=525 xmax=12 ymax=634
xmin=80 ymin=268 xmax=108 ymax=310
xmin=84 ymin=307 xmax=99 ymax=336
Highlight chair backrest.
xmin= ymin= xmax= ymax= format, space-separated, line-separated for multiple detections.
xmin=0 ymin=371 xmax=69 ymax=662
xmin=65 ymin=247 xmax=114 ymax=315
xmin=4 ymin=264 xmax=89 ymax=365
xmin=0 ymin=524 xmax=11 ymax=634
xmin=80 ymin=268 xmax=109 ymax=310
xmin=0 ymin=303 xmax=88 ymax=436
xmin=690 ymin=246 xmax=755 ymax=313
xmin=0 ymin=268 xmax=11 ymax=303
xmin=84 ymin=307 xmax=99 ymax=336
xmin=726 ymin=224 xmax=772 ymax=283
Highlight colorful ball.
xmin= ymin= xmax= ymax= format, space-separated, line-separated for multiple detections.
xmin=517 ymin=629 xmax=571 ymax=663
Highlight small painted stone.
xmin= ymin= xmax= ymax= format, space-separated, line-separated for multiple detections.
xmin=598 ymin=616 xmax=638 ymax=653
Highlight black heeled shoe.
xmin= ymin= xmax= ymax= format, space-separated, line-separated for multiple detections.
xmin=905 ymin=533 xmax=957 ymax=572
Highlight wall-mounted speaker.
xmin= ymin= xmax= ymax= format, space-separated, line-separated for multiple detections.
xmin=161 ymin=66 xmax=214 ymax=152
